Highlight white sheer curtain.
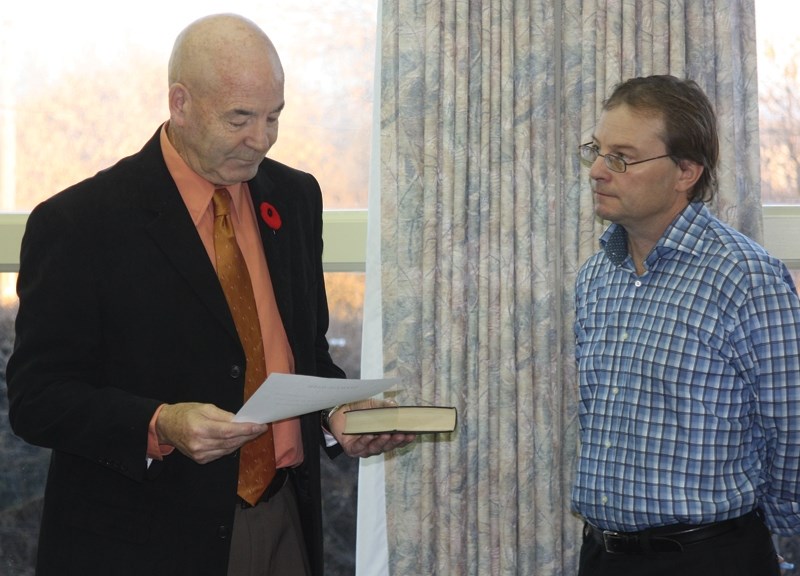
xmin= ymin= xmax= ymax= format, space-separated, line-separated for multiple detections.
xmin=356 ymin=3 xmax=390 ymax=575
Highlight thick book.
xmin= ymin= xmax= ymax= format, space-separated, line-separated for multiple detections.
xmin=342 ymin=405 xmax=457 ymax=434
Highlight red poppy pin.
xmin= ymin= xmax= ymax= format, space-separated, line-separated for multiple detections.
xmin=260 ymin=201 xmax=282 ymax=231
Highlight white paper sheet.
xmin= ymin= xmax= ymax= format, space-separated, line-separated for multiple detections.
xmin=232 ymin=373 xmax=399 ymax=424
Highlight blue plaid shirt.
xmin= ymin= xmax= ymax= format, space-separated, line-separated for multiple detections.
xmin=572 ymin=202 xmax=800 ymax=534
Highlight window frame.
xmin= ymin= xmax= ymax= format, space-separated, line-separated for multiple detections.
xmin=0 ymin=209 xmax=368 ymax=273
xmin=0 ymin=207 xmax=797 ymax=273
xmin=763 ymin=205 xmax=800 ymax=269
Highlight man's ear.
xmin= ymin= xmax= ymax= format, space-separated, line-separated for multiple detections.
xmin=675 ymin=159 xmax=703 ymax=195
xmin=168 ymin=83 xmax=190 ymax=125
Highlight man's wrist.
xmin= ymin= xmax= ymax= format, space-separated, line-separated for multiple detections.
xmin=148 ymin=404 xmax=175 ymax=460
xmin=321 ymin=404 xmax=344 ymax=431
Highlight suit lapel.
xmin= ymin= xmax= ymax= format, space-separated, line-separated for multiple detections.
xmin=248 ymin=174 xmax=293 ymax=329
xmin=135 ymin=137 xmax=240 ymax=343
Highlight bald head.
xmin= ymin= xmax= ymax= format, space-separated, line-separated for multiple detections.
xmin=165 ymin=14 xmax=286 ymax=185
xmin=168 ymin=13 xmax=283 ymax=96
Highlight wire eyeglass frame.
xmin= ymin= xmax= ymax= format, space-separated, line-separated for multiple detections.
xmin=578 ymin=142 xmax=674 ymax=173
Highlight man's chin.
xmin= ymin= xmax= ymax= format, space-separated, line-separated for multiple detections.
xmin=223 ymin=164 xmax=261 ymax=184
xmin=593 ymin=203 xmax=618 ymax=223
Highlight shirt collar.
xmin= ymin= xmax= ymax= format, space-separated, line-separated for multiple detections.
xmin=160 ymin=123 xmax=247 ymax=224
xmin=600 ymin=202 xmax=709 ymax=268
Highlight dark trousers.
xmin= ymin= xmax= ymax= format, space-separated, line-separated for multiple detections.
xmin=578 ymin=513 xmax=781 ymax=576
xmin=226 ymin=480 xmax=311 ymax=576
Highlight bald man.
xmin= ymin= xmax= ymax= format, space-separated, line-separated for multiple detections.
xmin=7 ymin=13 xmax=412 ymax=576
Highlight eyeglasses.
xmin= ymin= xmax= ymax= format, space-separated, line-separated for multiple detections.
xmin=578 ymin=143 xmax=673 ymax=173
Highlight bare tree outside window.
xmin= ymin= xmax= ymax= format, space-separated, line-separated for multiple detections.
xmin=759 ymin=38 xmax=800 ymax=205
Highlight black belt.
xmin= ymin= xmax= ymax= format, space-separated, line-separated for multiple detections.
xmin=586 ymin=511 xmax=758 ymax=554
xmin=240 ymin=469 xmax=288 ymax=509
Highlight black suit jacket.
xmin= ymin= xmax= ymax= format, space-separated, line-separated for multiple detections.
xmin=7 ymin=128 xmax=345 ymax=576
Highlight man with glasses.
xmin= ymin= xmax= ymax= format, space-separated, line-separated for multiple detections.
xmin=572 ymin=75 xmax=800 ymax=575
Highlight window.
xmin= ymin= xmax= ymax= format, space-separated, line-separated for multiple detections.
xmin=757 ymin=0 xmax=800 ymax=286
xmin=757 ymin=0 xmax=800 ymax=206
xmin=0 ymin=2 xmax=376 ymax=211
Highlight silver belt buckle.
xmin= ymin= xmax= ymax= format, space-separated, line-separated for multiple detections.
xmin=602 ymin=529 xmax=624 ymax=554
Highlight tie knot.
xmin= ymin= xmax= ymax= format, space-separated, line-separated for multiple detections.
xmin=212 ymin=188 xmax=232 ymax=218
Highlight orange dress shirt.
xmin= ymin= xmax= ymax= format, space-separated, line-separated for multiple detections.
xmin=147 ymin=124 xmax=303 ymax=469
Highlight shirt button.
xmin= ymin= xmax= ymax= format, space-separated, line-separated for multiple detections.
xmin=611 ymin=387 xmax=619 ymax=395
xmin=621 ymin=332 xmax=628 ymax=341
xmin=217 ymin=525 xmax=230 ymax=539
xmin=601 ymin=496 xmax=608 ymax=504
xmin=229 ymin=365 xmax=242 ymax=379
xmin=604 ymin=441 xmax=612 ymax=448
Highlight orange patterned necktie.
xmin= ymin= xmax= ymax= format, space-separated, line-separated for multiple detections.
xmin=212 ymin=188 xmax=276 ymax=506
